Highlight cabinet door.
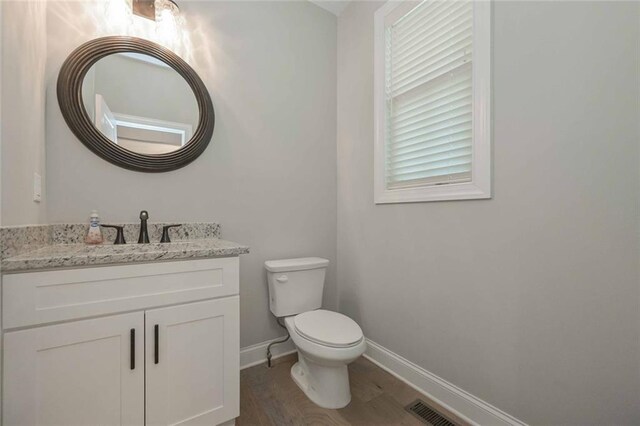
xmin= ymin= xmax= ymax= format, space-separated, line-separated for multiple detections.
xmin=145 ymin=297 xmax=239 ymax=426
xmin=3 ymin=312 xmax=145 ymax=426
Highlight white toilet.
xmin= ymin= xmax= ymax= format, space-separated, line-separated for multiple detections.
xmin=265 ymin=257 xmax=366 ymax=409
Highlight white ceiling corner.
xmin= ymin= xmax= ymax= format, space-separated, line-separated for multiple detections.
xmin=308 ymin=0 xmax=351 ymax=16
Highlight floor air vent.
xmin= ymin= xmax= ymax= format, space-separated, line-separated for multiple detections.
xmin=405 ymin=399 xmax=456 ymax=426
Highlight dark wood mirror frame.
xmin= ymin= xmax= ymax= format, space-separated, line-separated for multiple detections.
xmin=57 ymin=36 xmax=215 ymax=173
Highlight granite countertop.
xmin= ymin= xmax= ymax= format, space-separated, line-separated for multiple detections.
xmin=2 ymin=239 xmax=250 ymax=273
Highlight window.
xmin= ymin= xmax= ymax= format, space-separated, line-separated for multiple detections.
xmin=374 ymin=0 xmax=491 ymax=203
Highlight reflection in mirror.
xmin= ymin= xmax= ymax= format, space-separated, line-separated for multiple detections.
xmin=81 ymin=52 xmax=199 ymax=155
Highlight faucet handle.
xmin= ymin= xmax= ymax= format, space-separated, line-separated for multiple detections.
xmin=160 ymin=224 xmax=182 ymax=243
xmin=138 ymin=210 xmax=150 ymax=244
xmin=102 ymin=225 xmax=126 ymax=245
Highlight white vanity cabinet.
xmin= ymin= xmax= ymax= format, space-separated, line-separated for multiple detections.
xmin=4 ymin=312 xmax=146 ymax=425
xmin=2 ymin=257 xmax=241 ymax=426
xmin=145 ymin=298 xmax=239 ymax=425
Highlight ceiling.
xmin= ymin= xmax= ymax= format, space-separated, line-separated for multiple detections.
xmin=308 ymin=0 xmax=351 ymax=16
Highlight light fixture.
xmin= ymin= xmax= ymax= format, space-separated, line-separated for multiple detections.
xmin=129 ymin=0 xmax=183 ymax=47
xmin=155 ymin=0 xmax=180 ymax=22
xmin=131 ymin=0 xmax=180 ymax=22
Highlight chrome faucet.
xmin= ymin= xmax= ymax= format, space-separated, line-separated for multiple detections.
xmin=138 ymin=210 xmax=150 ymax=244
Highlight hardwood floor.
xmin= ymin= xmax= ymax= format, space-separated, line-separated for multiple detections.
xmin=237 ymin=354 xmax=467 ymax=426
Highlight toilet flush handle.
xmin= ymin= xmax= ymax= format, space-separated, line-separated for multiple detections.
xmin=276 ymin=275 xmax=288 ymax=283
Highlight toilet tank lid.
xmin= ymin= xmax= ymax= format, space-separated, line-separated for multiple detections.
xmin=265 ymin=257 xmax=329 ymax=272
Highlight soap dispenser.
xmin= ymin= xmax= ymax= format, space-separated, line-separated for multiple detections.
xmin=85 ymin=210 xmax=104 ymax=245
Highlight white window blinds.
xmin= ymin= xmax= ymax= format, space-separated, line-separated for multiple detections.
xmin=385 ymin=0 xmax=473 ymax=189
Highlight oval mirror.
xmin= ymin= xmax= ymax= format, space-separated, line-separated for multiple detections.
xmin=58 ymin=36 xmax=214 ymax=172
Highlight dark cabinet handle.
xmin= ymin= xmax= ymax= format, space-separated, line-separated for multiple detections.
xmin=130 ymin=328 xmax=135 ymax=370
xmin=154 ymin=324 xmax=159 ymax=364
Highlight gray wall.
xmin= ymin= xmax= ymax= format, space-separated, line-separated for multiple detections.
xmin=45 ymin=1 xmax=337 ymax=347
xmin=337 ymin=1 xmax=640 ymax=424
xmin=1 ymin=1 xmax=48 ymax=226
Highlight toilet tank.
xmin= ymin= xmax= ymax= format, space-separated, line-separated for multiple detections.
xmin=265 ymin=257 xmax=329 ymax=317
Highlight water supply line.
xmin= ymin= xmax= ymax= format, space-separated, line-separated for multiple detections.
xmin=266 ymin=317 xmax=289 ymax=368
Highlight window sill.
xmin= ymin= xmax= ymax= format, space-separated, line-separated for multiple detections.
xmin=374 ymin=181 xmax=491 ymax=204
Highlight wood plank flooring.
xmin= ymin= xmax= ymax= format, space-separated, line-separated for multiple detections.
xmin=237 ymin=354 xmax=467 ymax=426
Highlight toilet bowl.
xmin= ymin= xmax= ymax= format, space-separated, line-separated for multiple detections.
xmin=265 ymin=257 xmax=366 ymax=409
xmin=284 ymin=310 xmax=366 ymax=409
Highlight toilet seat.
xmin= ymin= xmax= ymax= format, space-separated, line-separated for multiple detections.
xmin=294 ymin=310 xmax=363 ymax=348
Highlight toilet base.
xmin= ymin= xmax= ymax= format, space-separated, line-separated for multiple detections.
xmin=290 ymin=353 xmax=352 ymax=409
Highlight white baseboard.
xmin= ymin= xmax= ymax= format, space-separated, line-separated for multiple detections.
xmin=240 ymin=336 xmax=296 ymax=370
xmin=364 ymin=339 xmax=527 ymax=426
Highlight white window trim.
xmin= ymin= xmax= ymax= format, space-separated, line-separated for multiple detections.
xmin=374 ymin=0 xmax=492 ymax=204
xmin=112 ymin=112 xmax=193 ymax=146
